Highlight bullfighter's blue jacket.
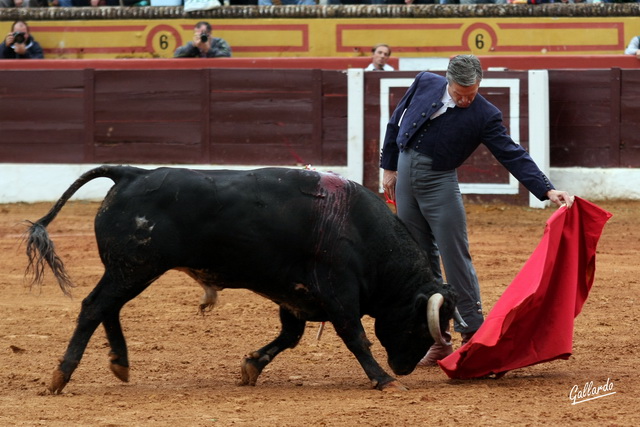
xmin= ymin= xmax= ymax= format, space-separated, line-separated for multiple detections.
xmin=380 ymin=71 xmax=554 ymax=201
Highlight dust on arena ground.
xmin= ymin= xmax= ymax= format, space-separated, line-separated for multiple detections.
xmin=1 ymin=199 xmax=637 ymax=426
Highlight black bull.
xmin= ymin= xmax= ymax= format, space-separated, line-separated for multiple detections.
xmin=25 ymin=165 xmax=457 ymax=393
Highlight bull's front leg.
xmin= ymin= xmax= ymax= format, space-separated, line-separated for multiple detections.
xmin=331 ymin=316 xmax=406 ymax=391
xmin=240 ymin=306 xmax=305 ymax=386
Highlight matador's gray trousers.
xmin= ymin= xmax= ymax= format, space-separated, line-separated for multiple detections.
xmin=396 ymin=148 xmax=484 ymax=333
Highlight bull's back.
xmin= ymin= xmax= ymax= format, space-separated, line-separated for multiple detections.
xmin=94 ymin=167 xmax=381 ymax=277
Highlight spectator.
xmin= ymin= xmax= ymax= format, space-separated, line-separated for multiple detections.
xmin=57 ymin=0 xmax=145 ymax=6
xmin=0 ymin=20 xmax=44 ymax=59
xmin=525 ymin=0 xmax=585 ymax=3
xmin=0 ymin=0 xmax=49 ymax=5
xmin=403 ymin=0 xmax=439 ymax=4
xmin=174 ymin=22 xmax=231 ymax=58
xmin=380 ymin=55 xmax=574 ymax=366
xmin=258 ymin=0 xmax=315 ymax=4
xmin=625 ymin=35 xmax=640 ymax=58
xmin=459 ymin=0 xmax=506 ymax=3
xmin=365 ymin=44 xmax=395 ymax=71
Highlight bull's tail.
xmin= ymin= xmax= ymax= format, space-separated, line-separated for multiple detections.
xmin=25 ymin=165 xmax=135 ymax=296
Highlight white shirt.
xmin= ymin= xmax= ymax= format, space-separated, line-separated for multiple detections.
xmin=365 ymin=63 xmax=395 ymax=71
xmin=625 ymin=36 xmax=639 ymax=55
xmin=430 ymin=85 xmax=456 ymax=120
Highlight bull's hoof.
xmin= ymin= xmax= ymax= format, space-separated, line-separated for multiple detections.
xmin=239 ymin=351 xmax=273 ymax=386
xmin=49 ymin=368 xmax=68 ymax=395
xmin=239 ymin=352 xmax=264 ymax=386
xmin=109 ymin=362 xmax=130 ymax=383
xmin=108 ymin=351 xmax=130 ymax=382
xmin=376 ymin=379 xmax=409 ymax=392
xmin=198 ymin=288 xmax=218 ymax=315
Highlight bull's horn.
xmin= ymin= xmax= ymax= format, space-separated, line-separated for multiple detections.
xmin=453 ymin=307 xmax=468 ymax=329
xmin=426 ymin=293 xmax=450 ymax=346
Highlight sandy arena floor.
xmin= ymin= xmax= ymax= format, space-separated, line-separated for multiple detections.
xmin=0 ymin=199 xmax=637 ymax=426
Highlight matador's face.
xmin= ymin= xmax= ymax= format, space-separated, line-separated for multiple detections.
xmin=448 ymin=81 xmax=480 ymax=109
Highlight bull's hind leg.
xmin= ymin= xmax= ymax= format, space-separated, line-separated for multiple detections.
xmin=50 ymin=271 xmax=157 ymax=394
xmin=103 ymin=308 xmax=130 ymax=383
xmin=240 ymin=306 xmax=305 ymax=386
xmin=101 ymin=274 xmax=161 ymax=386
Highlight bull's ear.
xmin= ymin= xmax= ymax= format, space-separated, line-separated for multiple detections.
xmin=433 ymin=282 xmax=454 ymax=307
xmin=414 ymin=293 xmax=428 ymax=310
xmin=441 ymin=283 xmax=458 ymax=307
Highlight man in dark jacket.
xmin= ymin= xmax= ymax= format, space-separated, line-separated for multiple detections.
xmin=1 ymin=20 xmax=44 ymax=59
xmin=380 ymin=55 xmax=574 ymax=366
xmin=174 ymin=21 xmax=231 ymax=59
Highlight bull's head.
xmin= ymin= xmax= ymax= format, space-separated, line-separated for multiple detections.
xmin=375 ymin=284 xmax=457 ymax=376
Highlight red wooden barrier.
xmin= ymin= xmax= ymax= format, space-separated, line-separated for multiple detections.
xmin=0 ymin=57 xmax=399 ymax=71
xmin=1 ymin=59 xmax=639 ymax=192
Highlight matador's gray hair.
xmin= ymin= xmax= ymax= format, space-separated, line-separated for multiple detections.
xmin=446 ymin=55 xmax=483 ymax=87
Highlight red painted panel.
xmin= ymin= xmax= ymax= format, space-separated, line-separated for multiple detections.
xmin=94 ymin=77 xmax=203 ymax=121
xmin=207 ymin=69 xmax=322 ymax=165
xmin=94 ymin=121 xmax=202 ymax=145
xmin=320 ymin=70 xmax=348 ymax=165
xmin=1 ymin=63 xmax=639 ymax=181
xmin=551 ymin=126 xmax=614 ymax=168
xmin=94 ymin=141 xmax=203 ymax=164
xmin=547 ymin=69 xmax=618 ymax=167
xmin=620 ymin=123 xmax=640 ymax=167
xmin=210 ymin=143 xmax=318 ymax=166
xmin=0 ymin=57 xmax=398 ymax=71
xmin=209 ymin=68 xmax=316 ymax=90
xmin=620 ymin=70 xmax=640 ymax=116
xmin=0 ymin=142 xmax=85 ymax=163
xmin=0 ymin=70 xmax=85 ymax=160
xmin=88 ymin=69 xmax=207 ymax=163
xmin=550 ymin=100 xmax=612 ymax=125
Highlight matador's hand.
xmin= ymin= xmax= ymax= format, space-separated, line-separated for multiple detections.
xmin=383 ymin=170 xmax=398 ymax=203
xmin=547 ymin=190 xmax=574 ymax=208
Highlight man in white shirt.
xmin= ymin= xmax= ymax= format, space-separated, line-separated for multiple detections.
xmin=624 ymin=36 xmax=640 ymax=58
xmin=365 ymin=44 xmax=395 ymax=71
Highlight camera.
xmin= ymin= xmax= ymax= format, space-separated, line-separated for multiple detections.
xmin=12 ymin=32 xmax=26 ymax=45
xmin=200 ymin=32 xmax=208 ymax=43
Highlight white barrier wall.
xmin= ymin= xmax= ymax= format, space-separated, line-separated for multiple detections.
xmin=2 ymin=164 xmax=638 ymax=204
xmin=0 ymin=164 xmax=351 ymax=203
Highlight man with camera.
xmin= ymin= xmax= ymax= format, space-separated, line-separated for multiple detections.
xmin=174 ymin=22 xmax=232 ymax=59
xmin=1 ymin=20 xmax=44 ymax=60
